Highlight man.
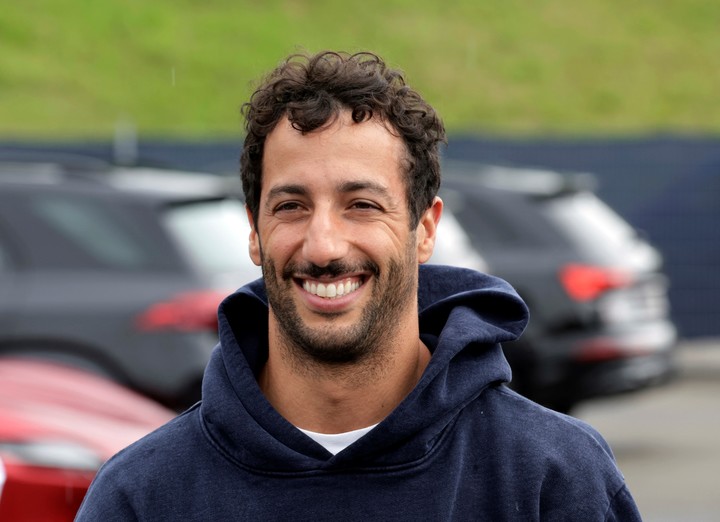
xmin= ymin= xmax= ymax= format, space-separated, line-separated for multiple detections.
xmin=76 ymin=51 xmax=641 ymax=520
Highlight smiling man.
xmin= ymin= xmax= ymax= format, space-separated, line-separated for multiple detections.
xmin=77 ymin=51 xmax=642 ymax=521
xmin=253 ymin=112 xmax=438 ymax=433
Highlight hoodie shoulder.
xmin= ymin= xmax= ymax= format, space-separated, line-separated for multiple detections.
xmin=76 ymin=407 xmax=227 ymax=520
xmin=474 ymin=386 xmax=641 ymax=520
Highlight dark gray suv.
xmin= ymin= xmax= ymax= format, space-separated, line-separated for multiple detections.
xmin=0 ymin=155 xmax=260 ymax=410
xmin=441 ymin=163 xmax=678 ymax=413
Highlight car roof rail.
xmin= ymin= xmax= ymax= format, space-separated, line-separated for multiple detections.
xmin=442 ymin=160 xmax=598 ymax=197
xmin=0 ymin=149 xmax=113 ymax=184
xmin=0 ymin=150 xmax=111 ymax=171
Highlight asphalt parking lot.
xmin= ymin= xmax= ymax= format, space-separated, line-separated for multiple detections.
xmin=575 ymin=339 xmax=720 ymax=522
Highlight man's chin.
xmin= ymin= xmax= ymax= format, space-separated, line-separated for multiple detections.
xmin=286 ymin=326 xmax=377 ymax=365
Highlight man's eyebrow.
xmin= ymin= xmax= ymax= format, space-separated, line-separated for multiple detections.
xmin=265 ymin=184 xmax=308 ymax=201
xmin=266 ymin=181 xmax=390 ymax=200
xmin=339 ymin=180 xmax=390 ymax=197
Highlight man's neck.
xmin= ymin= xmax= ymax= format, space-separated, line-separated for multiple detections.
xmin=258 ymin=324 xmax=431 ymax=434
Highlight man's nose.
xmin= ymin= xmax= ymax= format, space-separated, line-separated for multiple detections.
xmin=302 ymin=210 xmax=350 ymax=267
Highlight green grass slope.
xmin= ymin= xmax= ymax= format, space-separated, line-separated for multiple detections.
xmin=1 ymin=0 xmax=719 ymax=138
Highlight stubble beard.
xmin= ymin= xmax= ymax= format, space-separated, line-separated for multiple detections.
xmin=261 ymin=244 xmax=418 ymax=372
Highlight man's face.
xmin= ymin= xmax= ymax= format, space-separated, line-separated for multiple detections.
xmin=248 ymin=112 xmax=440 ymax=365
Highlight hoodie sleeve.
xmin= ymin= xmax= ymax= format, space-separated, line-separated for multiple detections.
xmin=604 ymin=484 xmax=643 ymax=521
xmin=75 ymin=468 xmax=138 ymax=521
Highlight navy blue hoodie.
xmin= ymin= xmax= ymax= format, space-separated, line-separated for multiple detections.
xmin=76 ymin=265 xmax=641 ymax=521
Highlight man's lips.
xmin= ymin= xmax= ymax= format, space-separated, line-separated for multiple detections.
xmin=300 ymin=276 xmax=365 ymax=299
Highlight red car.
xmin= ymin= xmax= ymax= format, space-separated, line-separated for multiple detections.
xmin=0 ymin=358 xmax=176 ymax=521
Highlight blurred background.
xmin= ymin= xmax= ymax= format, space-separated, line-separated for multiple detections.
xmin=1 ymin=1 xmax=718 ymax=520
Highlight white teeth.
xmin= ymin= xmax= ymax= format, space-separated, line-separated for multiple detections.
xmin=303 ymin=279 xmax=361 ymax=299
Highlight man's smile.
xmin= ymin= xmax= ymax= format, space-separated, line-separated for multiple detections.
xmin=301 ymin=276 xmax=365 ymax=299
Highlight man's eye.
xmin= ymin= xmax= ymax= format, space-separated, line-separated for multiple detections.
xmin=274 ymin=202 xmax=302 ymax=213
xmin=351 ymin=201 xmax=380 ymax=210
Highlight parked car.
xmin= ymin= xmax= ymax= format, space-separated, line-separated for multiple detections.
xmin=0 ymin=152 xmax=261 ymax=410
xmin=439 ymin=162 xmax=678 ymax=412
xmin=0 ymin=356 xmax=175 ymax=521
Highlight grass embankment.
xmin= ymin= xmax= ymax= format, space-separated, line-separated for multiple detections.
xmin=1 ymin=0 xmax=719 ymax=138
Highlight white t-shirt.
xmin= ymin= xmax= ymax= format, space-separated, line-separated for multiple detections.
xmin=298 ymin=424 xmax=378 ymax=455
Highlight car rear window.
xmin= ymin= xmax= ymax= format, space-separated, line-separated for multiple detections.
xmin=1 ymin=192 xmax=183 ymax=272
xmin=161 ymin=198 xmax=260 ymax=279
xmin=442 ymin=185 xmax=562 ymax=249
xmin=538 ymin=191 xmax=641 ymax=257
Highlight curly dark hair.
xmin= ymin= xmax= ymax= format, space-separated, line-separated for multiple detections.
xmin=240 ymin=50 xmax=446 ymax=229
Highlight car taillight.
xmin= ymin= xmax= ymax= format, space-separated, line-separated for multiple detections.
xmin=134 ymin=290 xmax=227 ymax=332
xmin=572 ymin=337 xmax=657 ymax=362
xmin=559 ymin=264 xmax=632 ymax=302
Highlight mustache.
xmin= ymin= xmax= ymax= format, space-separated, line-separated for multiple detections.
xmin=282 ymin=260 xmax=380 ymax=280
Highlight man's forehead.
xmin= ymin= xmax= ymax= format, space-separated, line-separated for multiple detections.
xmin=261 ymin=112 xmax=407 ymax=184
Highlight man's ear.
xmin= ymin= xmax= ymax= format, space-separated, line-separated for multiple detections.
xmin=246 ymin=206 xmax=262 ymax=266
xmin=416 ymin=197 xmax=443 ymax=264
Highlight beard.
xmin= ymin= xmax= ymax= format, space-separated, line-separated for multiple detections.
xmin=261 ymin=244 xmax=417 ymax=367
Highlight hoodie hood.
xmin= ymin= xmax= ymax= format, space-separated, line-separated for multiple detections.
xmin=200 ymin=264 xmax=528 ymax=473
